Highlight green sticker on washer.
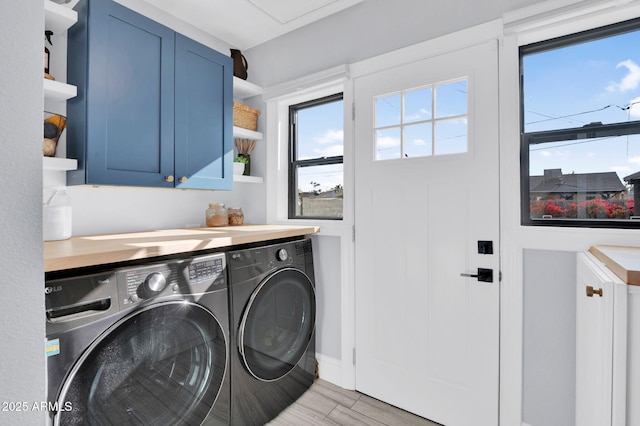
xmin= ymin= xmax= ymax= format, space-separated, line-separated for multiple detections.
xmin=46 ymin=339 xmax=60 ymax=357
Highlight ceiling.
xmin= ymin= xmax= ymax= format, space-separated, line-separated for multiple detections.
xmin=140 ymin=0 xmax=364 ymax=50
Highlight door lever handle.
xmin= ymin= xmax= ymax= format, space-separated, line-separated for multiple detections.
xmin=460 ymin=268 xmax=493 ymax=283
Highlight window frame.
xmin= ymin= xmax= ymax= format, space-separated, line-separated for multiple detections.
xmin=519 ymin=18 xmax=640 ymax=229
xmin=288 ymin=92 xmax=344 ymax=220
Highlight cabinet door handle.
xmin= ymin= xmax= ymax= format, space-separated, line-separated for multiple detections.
xmin=179 ymin=176 xmax=188 ymax=183
xmin=165 ymin=175 xmax=174 ymax=183
xmin=586 ymin=285 xmax=603 ymax=297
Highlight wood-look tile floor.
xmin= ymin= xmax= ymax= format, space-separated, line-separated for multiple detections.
xmin=267 ymin=379 xmax=442 ymax=426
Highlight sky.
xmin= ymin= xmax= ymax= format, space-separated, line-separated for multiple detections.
xmin=296 ymin=99 xmax=344 ymax=193
xmin=523 ymin=27 xmax=640 ymax=179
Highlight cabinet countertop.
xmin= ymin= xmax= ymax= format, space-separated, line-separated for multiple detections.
xmin=44 ymin=225 xmax=320 ymax=272
xmin=589 ymin=245 xmax=640 ymax=286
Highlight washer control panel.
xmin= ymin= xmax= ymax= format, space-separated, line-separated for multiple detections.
xmin=185 ymin=253 xmax=226 ymax=288
xmin=117 ymin=264 xmax=178 ymax=306
xmin=116 ymin=253 xmax=226 ymax=306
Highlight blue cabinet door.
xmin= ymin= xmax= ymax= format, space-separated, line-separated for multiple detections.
xmin=68 ymin=0 xmax=175 ymax=187
xmin=175 ymin=34 xmax=233 ymax=190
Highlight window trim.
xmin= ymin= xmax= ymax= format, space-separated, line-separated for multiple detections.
xmin=288 ymin=92 xmax=344 ymax=220
xmin=519 ymin=18 xmax=640 ymax=229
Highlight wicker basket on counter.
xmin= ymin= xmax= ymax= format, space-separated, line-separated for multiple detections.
xmin=233 ymin=102 xmax=260 ymax=131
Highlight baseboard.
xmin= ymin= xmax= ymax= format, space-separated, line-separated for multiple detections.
xmin=316 ymin=353 xmax=342 ymax=386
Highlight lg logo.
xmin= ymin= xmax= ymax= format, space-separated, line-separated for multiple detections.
xmin=45 ymin=286 xmax=62 ymax=294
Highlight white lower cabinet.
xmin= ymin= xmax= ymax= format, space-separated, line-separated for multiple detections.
xmin=576 ymin=251 xmax=634 ymax=426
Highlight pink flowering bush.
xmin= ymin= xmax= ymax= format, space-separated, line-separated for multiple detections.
xmin=530 ymin=198 xmax=634 ymax=219
xmin=583 ymin=199 xmax=608 ymax=218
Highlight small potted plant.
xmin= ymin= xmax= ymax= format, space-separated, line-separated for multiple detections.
xmin=233 ymin=156 xmax=248 ymax=175
xmin=235 ymin=138 xmax=255 ymax=176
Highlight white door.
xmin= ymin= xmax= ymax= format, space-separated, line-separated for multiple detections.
xmin=354 ymin=41 xmax=500 ymax=426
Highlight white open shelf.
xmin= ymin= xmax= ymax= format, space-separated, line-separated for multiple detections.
xmin=44 ymin=78 xmax=77 ymax=102
xmin=43 ymin=0 xmax=78 ymax=187
xmin=43 ymin=157 xmax=78 ymax=171
xmin=233 ymin=77 xmax=263 ymax=100
xmin=232 ymin=78 xmax=263 ymax=183
xmin=44 ymin=1 xmax=78 ymax=104
xmin=45 ymin=0 xmax=77 ymax=34
xmin=233 ymin=126 xmax=263 ymax=140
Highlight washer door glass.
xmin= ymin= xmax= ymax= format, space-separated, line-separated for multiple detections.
xmin=56 ymin=301 xmax=226 ymax=426
xmin=240 ymin=268 xmax=316 ymax=381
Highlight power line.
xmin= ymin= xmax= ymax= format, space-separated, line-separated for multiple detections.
xmin=526 ymin=100 xmax=640 ymax=126
xmin=526 ymin=105 xmax=613 ymax=125
xmin=529 ymin=134 xmax=640 ymax=152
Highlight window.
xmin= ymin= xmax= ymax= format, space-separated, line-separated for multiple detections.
xmin=520 ymin=18 xmax=640 ymax=227
xmin=289 ymin=93 xmax=344 ymax=219
xmin=374 ymin=80 xmax=468 ymax=160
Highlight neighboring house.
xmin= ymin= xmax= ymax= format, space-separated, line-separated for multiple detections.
xmin=530 ymin=168 xmax=626 ymax=201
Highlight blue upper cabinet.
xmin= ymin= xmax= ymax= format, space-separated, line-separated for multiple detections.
xmin=175 ymin=34 xmax=233 ymax=190
xmin=67 ymin=0 xmax=232 ymax=190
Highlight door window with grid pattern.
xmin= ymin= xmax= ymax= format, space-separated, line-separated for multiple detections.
xmin=374 ymin=79 xmax=468 ymax=160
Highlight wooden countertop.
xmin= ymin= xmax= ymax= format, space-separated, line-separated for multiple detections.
xmin=589 ymin=245 xmax=640 ymax=286
xmin=44 ymin=225 xmax=320 ymax=272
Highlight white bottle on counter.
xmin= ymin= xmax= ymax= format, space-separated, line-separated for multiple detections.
xmin=44 ymin=187 xmax=72 ymax=241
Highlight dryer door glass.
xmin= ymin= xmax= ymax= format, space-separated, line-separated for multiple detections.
xmin=55 ymin=301 xmax=227 ymax=425
xmin=239 ymin=268 xmax=316 ymax=381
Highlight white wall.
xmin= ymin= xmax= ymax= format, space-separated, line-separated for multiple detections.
xmin=65 ymin=184 xmax=266 ymax=236
xmin=311 ymin=235 xmax=342 ymax=359
xmin=0 ymin=2 xmax=48 ymax=424
xmin=523 ymin=250 xmax=577 ymax=426
xmin=245 ymin=0 xmax=545 ymax=88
